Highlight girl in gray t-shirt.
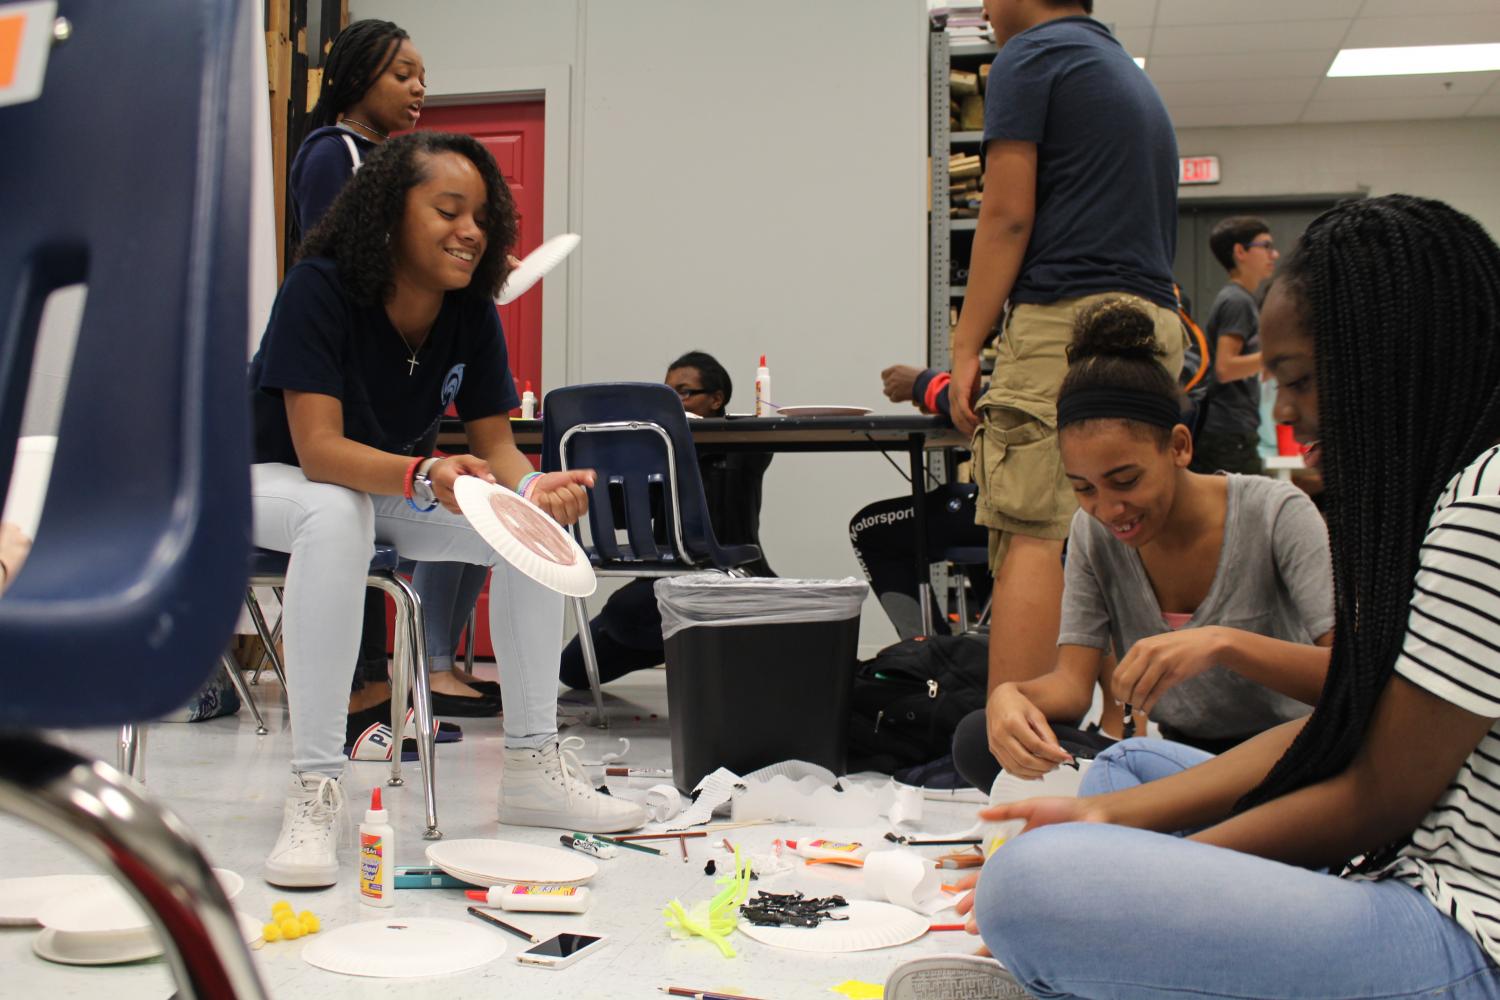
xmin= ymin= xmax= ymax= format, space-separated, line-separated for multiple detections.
xmin=971 ymin=298 xmax=1333 ymax=785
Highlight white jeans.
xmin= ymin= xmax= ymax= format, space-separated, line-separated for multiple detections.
xmin=251 ymin=463 xmax=562 ymax=776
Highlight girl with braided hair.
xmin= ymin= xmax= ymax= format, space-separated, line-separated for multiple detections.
xmin=892 ymin=195 xmax=1500 ymax=999
xmin=290 ymin=19 xmax=423 ymax=237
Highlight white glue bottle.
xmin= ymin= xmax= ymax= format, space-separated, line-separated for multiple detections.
xmin=359 ymin=787 xmax=395 ymax=908
xmin=785 ymin=838 xmax=870 ymax=862
xmin=466 ymin=885 xmax=593 ymax=914
xmin=754 ymin=354 xmax=772 ymax=416
xmin=520 ymin=380 xmax=538 ymax=419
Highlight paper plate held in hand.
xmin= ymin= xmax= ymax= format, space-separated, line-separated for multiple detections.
xmin=497 ymin=233 xmax=581 ymax=305
xmin=775 ymin=405 xmax=873 ymax=418
xmin=453 ymin=476 xmax=596 ymax=597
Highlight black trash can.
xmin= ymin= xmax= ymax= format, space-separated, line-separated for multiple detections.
xmin=655 ymin=574 xmax=869 ymax=793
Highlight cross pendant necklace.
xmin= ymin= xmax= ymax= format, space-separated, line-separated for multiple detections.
xmin=394 ymin=324 xmax=430 ymax=376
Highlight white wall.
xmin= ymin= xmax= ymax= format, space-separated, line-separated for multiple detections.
xmin=353 ymin=0 xmax=930 ymax=653
xmin=1177 ymin=118 xmax=1500 ymax=238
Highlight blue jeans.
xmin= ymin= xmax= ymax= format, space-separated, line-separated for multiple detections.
xmin=976 ymin=823 xmax=1500 ymax=999
xmin=1077 ymin=737 xmax=1213 ymax=797
xmin=411 ymin=561 xmax=490 ymax=673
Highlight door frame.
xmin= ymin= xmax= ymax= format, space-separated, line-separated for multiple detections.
xmin=424 ymin=65 xmax=576 ymax=396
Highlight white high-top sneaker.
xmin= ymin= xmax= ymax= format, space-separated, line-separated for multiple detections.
xmin=498 ymin=736 xmax=647 ymax=833
xmin=264 ymin=772 xmax=345 ymax=888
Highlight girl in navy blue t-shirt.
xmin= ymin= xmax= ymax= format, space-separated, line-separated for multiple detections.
xmin=250 ymin=132 xmax=644 ymax=888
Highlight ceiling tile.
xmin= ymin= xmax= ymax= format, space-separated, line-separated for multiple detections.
xmin=1466 ymin=94 xmax=1500 ymax=116
xmin=1114 ymin=26 xmax=1152 ymax=58
xmin=1153 ymin=0 xmax=1362 ymax=27
xmin=1155 ymin=77 xmax=1321 ymax=106
xmin=1343 ymin=13 xmax=1500 ymax=47
xmin=1096 ymin=0 xmax=1159 ymax=29
xmin=1150 ymin=20 xmax=1352 ymax=57
xmin=1313 ymin=72 xmax=1499 ymax=101
xmin=1144 ymin=50 xmax=1336 ymax=83
xmin=1299 ymin=94 xmax=1481 ymax=122
xmin=1167 ymin=102 xmax=1308 ymax=128
xmin=1358 ymin=0 xmax=1500 ymax=17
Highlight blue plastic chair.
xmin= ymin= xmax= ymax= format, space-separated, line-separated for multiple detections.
xmin=541 ymin=382 xmax=763 ymax=724
xmin=0 ymin=0 xmax=265 ymax=994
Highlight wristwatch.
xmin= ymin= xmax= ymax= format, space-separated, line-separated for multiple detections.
xmin=412 ymin=457 xmax=440 ymax=511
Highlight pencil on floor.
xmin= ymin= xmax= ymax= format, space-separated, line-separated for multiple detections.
xmin=679 ymin=835 xmax=690 ymax=862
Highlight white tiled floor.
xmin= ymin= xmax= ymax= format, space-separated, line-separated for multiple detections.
xmin=3 ymin=667 xmax=982 ymax=999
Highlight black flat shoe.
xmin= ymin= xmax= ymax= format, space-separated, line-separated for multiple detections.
xmin=462 ymin=680 xmax=501 ymax=700
xmin=429 ymin=690 xmax=502 ymax=717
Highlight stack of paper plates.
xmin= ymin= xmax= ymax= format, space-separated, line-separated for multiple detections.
xmin=425 ymin=839 xmax=598 ymax=887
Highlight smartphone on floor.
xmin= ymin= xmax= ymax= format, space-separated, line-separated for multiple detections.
xmin=515 ymin=932 xmax=608 ymax=970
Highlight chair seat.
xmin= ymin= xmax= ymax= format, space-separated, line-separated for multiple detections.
xmin=250 ymin=544 xmax=400 ymax=576
xmin=934 ymin=545 xmax=988 ymax=566
xmin=586 ymin=542 xmax=760 ymax=573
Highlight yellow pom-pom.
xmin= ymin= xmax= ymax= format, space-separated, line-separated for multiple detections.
xmin=262 ymin=922 xmax=282 ymax=942
xmin=278 ymin=917 xmax=303 ymax=940
xmin=271 ymin=900 xmax=293 ymax=916
xmin=298 ymin=912 xmax=320 ymax=934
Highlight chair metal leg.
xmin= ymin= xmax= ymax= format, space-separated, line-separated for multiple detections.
xmin=117 ymin=723 xmax=145 ymax=780
xmin=243 ymin=589 xmax=287 ymax=692
xmin=220 ymin=652 xmax=268 ymax=736
xmin=976 ymin=593 xmax=993 ymax=630
xmin=462 ymin=609 xmax=476 ymax=675
xmin=371 ymin=572 xmax=440 ymax=840
xmin=0 ymin=735 xmax=269 ymax=999
xmin=384 ymin=586 xmax=408 ymax=791
xmin=570 ymin=596 xmax=609 ymax=729
xmin=918 ymin=580 xmax=935 ymax=635
xmin=954 ymin=572 xmax=970 ymax=634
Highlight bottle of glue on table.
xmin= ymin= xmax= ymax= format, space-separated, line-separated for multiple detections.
xmin=359 ymin=788 xmax=395 ymax=908
xmin=520 ymin=380 xmax=537 ymax=419
xmin=755 ymin=354 xmax=772 ymax=417
xmin=785 ymin=838 xmax=870 ymax=862
xmin=466 ymin=885 xmax=592 ymax=914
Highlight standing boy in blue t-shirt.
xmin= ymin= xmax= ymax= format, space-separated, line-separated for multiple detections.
xmin=1191 ymin=215 xmax=1280 ymax=476
xmin=947 ymin=0 xmax=1184 ymax=727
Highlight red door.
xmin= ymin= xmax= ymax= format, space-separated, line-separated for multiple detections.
xmin=417 ymin=100 xmax=546 ymax=398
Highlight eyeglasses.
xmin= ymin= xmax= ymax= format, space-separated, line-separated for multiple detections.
xmin=673 ymin=386 xmax=709 ymax=399
xmin=1246 ymin=238 xmax=1276 ymax=252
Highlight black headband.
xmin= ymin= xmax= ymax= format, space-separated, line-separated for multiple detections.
xmin=1056 ymin=388 xmax=1181 ymax=431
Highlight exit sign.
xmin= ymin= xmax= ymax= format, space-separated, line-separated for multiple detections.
xmin=1179 ymin=155 xmax=1221 ymax=185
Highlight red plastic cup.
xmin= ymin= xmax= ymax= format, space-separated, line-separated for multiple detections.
xmin=1275 ymin=424 xmax=1299 ymax=457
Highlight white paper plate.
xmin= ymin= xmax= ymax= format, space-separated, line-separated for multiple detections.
xmin=302 ymin=917 xmax=506 ymax=978
xmin=32 ymin=907 xmax=260 ymax=967
xmin=426 ymin=839 xmax=598 ymax=887
xmin=774 ymin=405 xmax=873 ymax=418
xmin=38 ymin=882 xmax=152 ymax=935
xmin=497 ymin=233 xmax=580 ymax=305
xmin=738 ymin=899 xmax=928 ymax=953
xmin=0 ymin=874 xmax=110 ymax=926
xmin=2 ymin=435 xmax=56 ymax=538
xmin=453 ymin=476 xmax=596 ymax=597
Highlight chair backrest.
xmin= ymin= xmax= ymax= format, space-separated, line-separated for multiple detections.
xmin=541 ymin=382 xmax=737 ymax=568
xmin=0 ymin=0 xmax=253 ymax=727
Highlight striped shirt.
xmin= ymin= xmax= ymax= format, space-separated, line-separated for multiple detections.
xmin=1351 ymin=444 xmax=1500 ymax=960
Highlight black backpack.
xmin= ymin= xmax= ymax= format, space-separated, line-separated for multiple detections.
xmin=847 ymin=633 xmax=988 ymax=774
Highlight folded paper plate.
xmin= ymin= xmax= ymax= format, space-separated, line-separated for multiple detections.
xmin=426 ymin=839 xmax=599 ymax=887
xmin=454 ymin=476 xmax=596 ymax=597
xmin=497 ymin=233 xmax=580 ymax=305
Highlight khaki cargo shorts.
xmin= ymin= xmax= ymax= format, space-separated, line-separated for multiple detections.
xmin=973 ymin=291 xmax=1185 ymax=571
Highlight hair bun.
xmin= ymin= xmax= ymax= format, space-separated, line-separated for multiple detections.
xmin=1066 ymin=298 xmax=1164 ymax=365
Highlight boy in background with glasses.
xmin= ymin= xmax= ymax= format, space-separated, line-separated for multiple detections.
xmin=1191 ymin=216 xmax=1280 ymax=476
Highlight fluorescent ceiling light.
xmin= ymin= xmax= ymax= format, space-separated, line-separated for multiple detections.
xmin=1134 ymin=56 xmax=1146 ymax=69
xmin=1328 ymin=43 xmax=1500 ymax=77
